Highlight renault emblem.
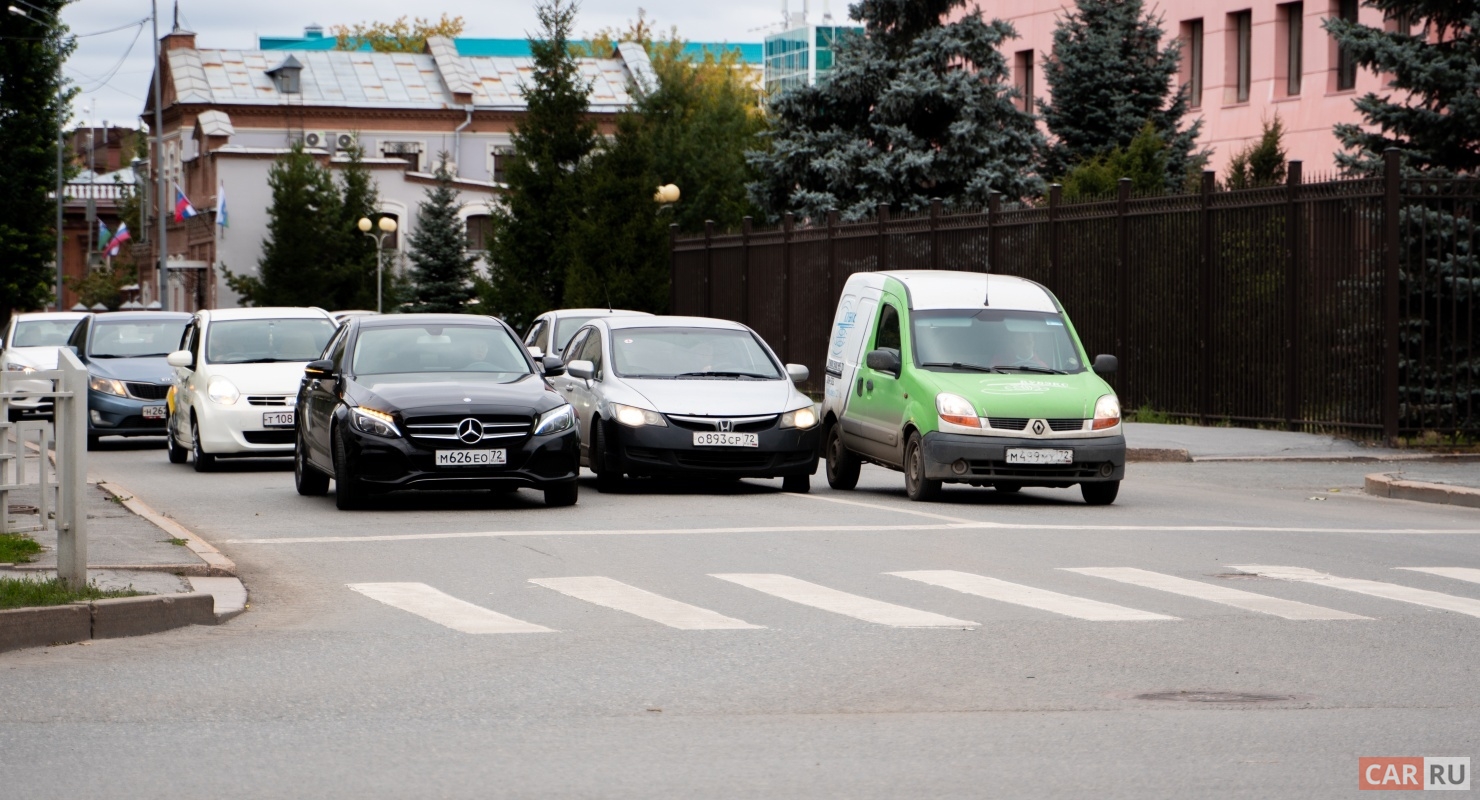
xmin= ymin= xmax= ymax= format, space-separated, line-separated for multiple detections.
xmin=716 ymin=419 xmax=734 ymax=432
xmin=456 ymin=418 xmax=484 ymax=444
xmin=1032 ymin=419 xmax=1046 ymax=435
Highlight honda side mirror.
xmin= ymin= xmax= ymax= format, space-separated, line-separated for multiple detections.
xmin=565 ymin=359 xmax=594 ymax=381
xmin=166 ymin=350 xmax=192 ymax=369
xmin=865 ymin=348 xmax=901 ymax=377
xmin=1092 ymin=354 xmax=1118 ymax=375
xmin=786 ymin=363 xmax=809 ymax=383
xmin=542 ymin=355 xmax=566 ymax=377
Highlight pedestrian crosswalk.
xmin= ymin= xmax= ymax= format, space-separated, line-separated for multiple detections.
xmin=346 ymin=566 xmax=1480 ymax=635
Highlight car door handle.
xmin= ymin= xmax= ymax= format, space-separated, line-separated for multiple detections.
xmin=865 ymin=379 xmax=874 ymax=392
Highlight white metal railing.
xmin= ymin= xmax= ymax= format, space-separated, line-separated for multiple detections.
xmin=0 ymin=350 xmax=89 ymax=588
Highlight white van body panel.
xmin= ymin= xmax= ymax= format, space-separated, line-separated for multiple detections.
xmin=823 ymin=273 xmax=890 ymax=422
xmin=888 ymin=271 xmax=1057 ymax=313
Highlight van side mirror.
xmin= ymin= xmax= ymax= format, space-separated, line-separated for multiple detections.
xmin=166 ymin=350 xmax=193 ymax=369
xmin=542 ymin=355 xmax=566 ymax=377
xmin=865 ymin=348 xmax=901 ymax=377
xmin=1092 ymin=354 xmax=1118 ymax=375
xmin=565 ymin=359 xmax=594 ymax=381
xmin=304 ymin=358 xmax=335 ymax=377
xmin=785 ymin=363 xmax=809 ymax=383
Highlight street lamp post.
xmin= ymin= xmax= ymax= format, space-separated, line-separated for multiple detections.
xmin=357 ymin=216 xmax=397 ymax=313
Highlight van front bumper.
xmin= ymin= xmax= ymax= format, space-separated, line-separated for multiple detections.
xmin=921 ymin=431 xmax=1125 ymax=486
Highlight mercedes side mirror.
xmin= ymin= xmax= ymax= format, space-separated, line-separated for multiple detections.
xmin=565 ymin=359 xmax=594 ymax=381
xmin=166 ymin=350 xmax=192 ymax=369
xmin=542 ymin=355 xmax=566 ymax=377
xmin=1092 ymin=354 xmax=1118 ymax=375
xmin=304 ymin=358 xmax=335 ymax=377
xmin=865 ymin=348 xmax=901 ymax=377
xmin=786 ymin=363 xmax=809 ymax=383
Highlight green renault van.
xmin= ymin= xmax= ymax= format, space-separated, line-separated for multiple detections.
xmin=820 ymin=271 xmax=1125 ymax=504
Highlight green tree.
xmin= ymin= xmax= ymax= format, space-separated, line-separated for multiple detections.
xmin=1038 ymin=0 xmax=1204 ymax=189
xmin=407 ymin=156 xmax=478 ymax=313
xmin=0 ymin=0 xmax=76 ymax=322
xmin=479 ymin=0 xmax=596 ymax=331
xmin=1058 ymin=121 xmax=1170 ymax=200
xmin=1224 ymin=116 xmax=1288 ymax=190
xmin=330 ymin=140 xmax=390 ymax=310
xmin=226 ymin=143 xmax=343 ymax=306
xmin=332 ymin=15 xmax=465 ymax=53
xmin=748 ymin=0 xmax=1044 ymax=221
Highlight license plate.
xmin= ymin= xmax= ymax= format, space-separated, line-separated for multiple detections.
xmin=142 ymin=405 xmax=167 ymax=420
xmin=436 ymin=449 xmax=507 ymax=467
xmin=692 ymin=432 xmax=759 ymax=448
xmin=262 ymin=411 xmax=295 ymax=428
xmin=1005 ymin=448 xmax=1073 ymax=465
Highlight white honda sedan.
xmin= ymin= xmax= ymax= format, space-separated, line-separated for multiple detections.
xmin=166 ymin=307 xmax=336 ymax=470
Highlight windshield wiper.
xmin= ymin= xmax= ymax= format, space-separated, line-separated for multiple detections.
xmin=227 ymin=357 xmax=296 ymax=364
xmin=674 ymin=371 xmax=775 ymax=380
xmin=921 ymin=361 xmax=1007 ymax=374
xmin=999 ymin=365 xmax=1068 ymax=375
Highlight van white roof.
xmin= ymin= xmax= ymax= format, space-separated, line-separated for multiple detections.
xmin=881 ymin=271 xmax=1058 ymax=313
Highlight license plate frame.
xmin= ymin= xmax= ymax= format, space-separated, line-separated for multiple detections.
xmin=436 ymin=449 xmax=508 ymax=467
xmin=1005 ymin=448 xmax=1073 ymax=465
xmin=142 ymin=405 xmax=167 ymax=420
xmin=692 ymin=432 xmax=759 ymax=448
xmin=262 ymin=411 xmax=295 ymax=428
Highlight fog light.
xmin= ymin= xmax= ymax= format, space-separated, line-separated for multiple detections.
xmin=1099 ymin=462 xmax=1114 ymax=477
xmin=951 ymin=459 xmax=969 ymax=475
xmin=90 ymin=410 xmax=102 ymax=424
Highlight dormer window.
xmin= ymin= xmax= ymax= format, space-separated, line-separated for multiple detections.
xmin=267 ymin=55 xmax=303 ymax=94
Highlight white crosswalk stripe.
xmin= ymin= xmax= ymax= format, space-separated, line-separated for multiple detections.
xmin=1062 ymin=567 xmax=1370 ymax=620
xmin=1232 ymin=565 xmax=1480 ymax=619
xmin=710 ymin=573 xmax=977 ymax=628
xmin=347 ymin=582 xmax=555 ymax=634
xmin=529 ymin=576 xmax=763 ymax=630
xmin=889 ymin=570 xmax=1177 ymax=621
xmin=1398 ymin=567 xmax=1480 ymax=586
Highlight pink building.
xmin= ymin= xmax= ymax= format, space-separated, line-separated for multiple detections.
xmin=967 ymin=0 xmax=1405 ymax=176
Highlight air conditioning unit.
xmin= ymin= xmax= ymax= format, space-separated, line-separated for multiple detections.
xmin=335 ymin=133 xmax=358 ymax=152
xmin=299 ymin=130 xmax=330 ymax=149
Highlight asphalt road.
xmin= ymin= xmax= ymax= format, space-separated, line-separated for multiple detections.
xmin=3 ymin=439 xmax=1478 ymax=798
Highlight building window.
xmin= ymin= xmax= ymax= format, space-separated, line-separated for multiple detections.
xmin=490 ymin=146 xmax=514 ymax=185
xmin=1182 ymin=19 xmax=1204 ymax=108
xmin=381 ymin=142 xmax=422 ymax=173
xmin=1280 ymin=2 xmax=1304 ymax=96
xmin=1335 ymin=0 xmax=1359 ymax=90
xmin=465 ymin=214 xmax=493 ymax=252
xmin=1013 ymin=50 xmax=1035 ymax=114
xmin=1228 ymin=10 xmax=1252 ymax=104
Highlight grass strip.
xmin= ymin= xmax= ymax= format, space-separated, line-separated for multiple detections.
xmin=0 ymin=533 xmax=43 ymax=564
xmin=0 ymin=576 xmax=147 ymax=609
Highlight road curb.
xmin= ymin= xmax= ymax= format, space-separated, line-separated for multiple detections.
xmin=1364 ymin=473 xmax=1480 ymax=509
xmin=1193 ymin=453 xmax=1480 ymax=463
xmin=0 ymin=592 xmax=220 ymax=654
xmin=96 ymin=481 xmax=237 ymax=577
xmin=1126 ymin=448 xmax=1192 ymax=463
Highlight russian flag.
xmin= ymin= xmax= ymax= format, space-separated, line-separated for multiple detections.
xmin=174 ymin=184 xmax=198 ymax=222
xmin=105 ymin=223 xmax=131 ymax=256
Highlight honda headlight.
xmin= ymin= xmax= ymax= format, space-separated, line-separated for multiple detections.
xmin=936 ymin=392 xmax=981 ymax=428
xmin=89 ymin=375 xmax=128 ymax=397
xmin=207 ymin=376 xmax=240 ymax=405
xmin=534 ymin=404 xmax=575 ymax=435
xmin=780 ymin=406 xmax=818 ymax=430
xmin=350 ymin=406 xmax=400 ymax=438
xmin=1093 ymin=394 xmax=1121 ymax=430
xmin=612 ymin=403 xmax=666 ymax=428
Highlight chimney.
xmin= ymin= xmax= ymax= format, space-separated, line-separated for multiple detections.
xmin=161 ymin=29 xmax=196 ymax=52
xmin=305 ymin=23 xmax=324 ymax=40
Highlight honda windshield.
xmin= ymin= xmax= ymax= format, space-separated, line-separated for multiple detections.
xmin=612 ymin=327 xmax=782 ymax=380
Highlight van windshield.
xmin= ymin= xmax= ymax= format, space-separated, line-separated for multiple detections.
xmin=911 ymin=309 xmax=1085 ymax=374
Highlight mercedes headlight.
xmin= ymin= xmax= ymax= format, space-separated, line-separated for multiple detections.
xmin=207 ymin=376 xmax=240 ymax=405
xmin=534 ymin=404 xmax=575 ymax=435
xmin=612 ymin=403 xmax=666 ymax=428
xmin=350 ymin=406 xmax=400 ymax=438
xmin=1092 ymin=394 xmax=1121 ymax=430
xmin=780 ymin=406 xmax=818 ymax=429
xmin=89 ymin=376 xmax=128 ymax=397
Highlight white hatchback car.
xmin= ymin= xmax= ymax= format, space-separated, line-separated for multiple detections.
xmin=166 ymin=307 xmax=337 ymax=470
xmin=1 ymin=311 xmax=89 ymax=420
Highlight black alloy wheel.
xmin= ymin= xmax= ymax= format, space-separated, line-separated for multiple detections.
xmin=332 ymin=426 xmax=366 ymax=510
xmin=190 ymin=416 xmax=214 ymax=472
xmin=903 ymin=431 xmax=942 ymax=502
xmin=544 ymin=480 xmax=579 ymax=507
xmin=590 ymin=420 xmax=624 ymax=493
xmin=167 ymin=416 xmax=188 ymax=464
xmin=824 ymin=422 xmax=860 ymax=490
xmin=295 ymin=430 xmax=329 ymax=496
xmin=1080 ymin=480 xmax=1120 ymax=506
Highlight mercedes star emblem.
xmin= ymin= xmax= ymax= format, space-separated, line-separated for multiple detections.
xmin=456 ymin=418 xmax=484 ymax=444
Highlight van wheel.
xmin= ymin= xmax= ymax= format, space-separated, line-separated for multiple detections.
xmin=590 ymin=420 xmax=624 ymax=493
xmin=903 ymin=432 xmax=942 ymax=502
xmin=825 ymin=423 xmax=860 ymax=490
xmin=1081 ymin=481 xmax=1120 ymax=506
xmin=782 ymin=474 xmax=811 ymax=493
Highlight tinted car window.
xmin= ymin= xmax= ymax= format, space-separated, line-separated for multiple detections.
xmin=206 ymin=318 xmax=336 ymax=364
xmin=12 ymin=319 xmax=82 ymax=347
xmin=875 ymin=304 xmax=901 ymax=352
xmin=611 ymin=327 xmax=781 ymax=380
xmin=352 ymin=324 xmax=530 ymax=379
xmin=89 ymin=319 xmax=190 ymax=358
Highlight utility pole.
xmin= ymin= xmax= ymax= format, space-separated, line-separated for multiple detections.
xmin=152 ymin=0 xmax=168 ymax=309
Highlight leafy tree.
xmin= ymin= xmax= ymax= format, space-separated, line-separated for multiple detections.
xmin=65 ymin=263 xmax=135 ymax=310
xmin=479 ymin=0 xmax=596 ymax=332
xmin=1224 ymin=116 xmax=1288 ymax=190
xmin=332 ymin=15 xmax=465 ymax=53
xmin=226 ymin=143 xmax=343 ymax=306
xmin=407 ymin=156 xmax=478 ymax=313
xmin=748 ymin=0 xmax=1044 ymax=221
xmin=1038 ymin=0 xmax=1204 ymax=189
xmin=1059 ymin=120 xmax=1170 ymax=200
xmin=0 ymin=0 xmax=76 ymax=322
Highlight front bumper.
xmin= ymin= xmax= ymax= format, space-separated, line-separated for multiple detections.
xmin=613 ymin=422 xmax=821 ymax=479
xmin=88 ymin=390 xmax=168 ymax=437
xmin=7 ymin=377 xmax=56 ymax=414
xmin=922 ymin=431 xmax=1126 ymax=486
xmin=343 ymin=424 xmax=580 ymax=491
xmin=195 ymin=396 xmax=300 ymax=455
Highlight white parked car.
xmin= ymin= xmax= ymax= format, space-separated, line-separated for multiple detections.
xmin=166 ymin=307 xmax=337 ymax=470
xmin=1 ymin=311 xmax=89 ymax=420
xmin=523 ymin=308 xmax=652 ymax=360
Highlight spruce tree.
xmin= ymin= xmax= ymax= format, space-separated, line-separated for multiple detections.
xmin=226 ymin=143 xmax=343 ymax=307
xmin=0 ymin=0 xmax=75 ymax=321
xmin=332 ymin=141 xmax=387 ymax=310
xmin=1223 ymin=117 xmax=1288 ymax=189
xmin=479 ymin=0 xmax=596 ymax=331
xmin=1058 ymin=121 xmax=1170 ymax=200
xmin=748 ymin=0 xmax=1044 ymax=221
xmin=1038 ymin=0 xmax=1204 ymax=189
xmin=407 ymin=156 xmax=478 ymax=314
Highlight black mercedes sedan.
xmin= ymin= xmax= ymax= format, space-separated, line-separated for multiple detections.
xmin=293 ymin=314 xmax=580 ymax=509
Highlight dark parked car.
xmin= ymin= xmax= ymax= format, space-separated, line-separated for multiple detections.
xmin=68 ymin=311 xmax=192 ymax=448
xmin=294 ymin=314 xmax=580 ymax=509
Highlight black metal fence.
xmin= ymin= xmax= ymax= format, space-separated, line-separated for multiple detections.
xmin=670 ymin=150 xmax=1478 ymax=440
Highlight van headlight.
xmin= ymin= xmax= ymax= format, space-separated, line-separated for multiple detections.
xmin=936 ymin=392 xmax=981 ymax=428
xmin=350 ymin=406 xmax=400 ymax=438
xmin=612 ymin=403 xmax=666 ymax=428
xmin=780 ymin=406 xmax=818 ymax=430
xmin=534 ymin=404 xmax=575 ymax=435
xmin=1093 ymin=394 xmax=1121 ymax=430
xmin=207 ymin=376 xmax=240 ymax=405
xmin=89 ymin=376 xmax=128 ymax=397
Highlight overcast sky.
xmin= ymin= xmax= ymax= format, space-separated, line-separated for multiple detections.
xmin=61 ymin=0 xmax=844 ymax=128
